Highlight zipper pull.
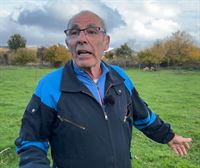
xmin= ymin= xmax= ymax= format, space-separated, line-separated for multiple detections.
xmin=104 ymin=111 xmax=108 ymax=120
xmin=124 ymin=116 xmax=127 ymax=122
xmin=102 ymin=104 xmax=108 ymax=120
xmin=58 ymin=115 xmax=63 ymax=122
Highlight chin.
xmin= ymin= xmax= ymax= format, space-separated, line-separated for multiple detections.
xmin=78 ymin=63 xmax=95 ymax=69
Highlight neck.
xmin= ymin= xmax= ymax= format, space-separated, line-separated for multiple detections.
xmin=82 ymin=63 xmax=102 ymax=80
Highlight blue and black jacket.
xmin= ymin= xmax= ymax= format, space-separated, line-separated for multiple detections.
xmin=15 ymin=60 xmax=174 ymax=168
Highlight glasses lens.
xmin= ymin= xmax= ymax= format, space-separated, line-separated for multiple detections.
xmin=64 ymin=27 xmax=105 ymax=38
xmin=85 ymin=27 xmax=99 ymax=35
xmin=68 ymin=29 xmax=79 ymax=37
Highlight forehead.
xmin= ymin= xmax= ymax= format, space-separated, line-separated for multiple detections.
xmin=68 ymin=13 xmax=102 ymax=28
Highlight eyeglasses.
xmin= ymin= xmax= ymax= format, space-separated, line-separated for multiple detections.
xmin=64 ymin=27 xmax=106 ymax=38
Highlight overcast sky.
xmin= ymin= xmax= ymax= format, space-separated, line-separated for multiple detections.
xmin=0 ymin=0 xmax=199 ymax=50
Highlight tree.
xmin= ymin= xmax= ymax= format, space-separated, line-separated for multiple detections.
xmin=137 ymin=49 xmax=153 ymax=67
xmin=137 ymin=30 xmax=197 ymax=68
xmin=115 ymin=43 xmax=134 ymax=68
xmin=7 ymin=34 xmax=26 ymax=51
xmin=11 ymin=48 xmax=37 ymax=65
xmin=189 ymin=44 xmax=200 ymax=65
xmin=44 ymin=44 xmax=71 ymax=67
xmin=115 ymin=43 xmax=133 ymax=59
xmin=104 ymin=51 xmax=114 ymax=60
xmin=149 ymin=40 xmax=165 ymax=69
xmin=164 ymin=31 xmax=194 ymax=66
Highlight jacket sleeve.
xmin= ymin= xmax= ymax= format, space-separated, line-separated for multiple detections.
xmin=131 ymin=87 xmax=175 ymax=144
xmin=15 ymin=93 xmax=56 ymax=168
xmin=110 ymin=65 xmax=175 ymax=144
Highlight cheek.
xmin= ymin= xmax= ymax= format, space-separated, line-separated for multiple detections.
xmin=95 ymin=41 xmax=105 ymax=54
xmin=97 ymin=47 xmax=104 ymax=56
xmin=67 ymin=39 xmax=76 ymax=51
xmin=67 ymin=43 xmax=76 ymax=59
xmin=95 ymin=38 xmax=108 ymax=53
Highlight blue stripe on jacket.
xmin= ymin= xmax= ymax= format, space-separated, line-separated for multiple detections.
xmin=16 ymin=141 xmax=49 ymax=154
xmin=34 ymin=67 xmax=63 ymax=111
xmin=134 ymin=112 xmax=157 ymax=129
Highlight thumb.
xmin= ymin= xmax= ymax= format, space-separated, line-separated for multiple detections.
xmin=170 ymin=135 xmax=192 ymax=144
xmin=181 ymin=137 xmax=192 ymax=143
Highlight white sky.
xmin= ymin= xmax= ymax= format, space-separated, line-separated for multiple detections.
xmin=0 ymin=0 xmax=199 ymax=50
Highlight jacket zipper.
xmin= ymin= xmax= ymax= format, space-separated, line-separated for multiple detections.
xmin=82 ymin=84 xmax=116 ymax=167
xmin=81 ymin=89 xmax=108 ymax=120
xmin=57 ymin=115 xmax=86 ymax=130
xmin=95 ymin=84 xmax=108 ymax=120
xmin=103 ymin=83 xmax=112 ymax=120
xmin=123 ymin=103 xmax=132 ymax=122
xmin=103 ymin=83 xmax=117 ymax=168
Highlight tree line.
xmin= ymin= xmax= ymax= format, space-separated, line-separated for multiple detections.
xmin=0 ymin=30 xmax=200 ymax=69
xmin=105 ymin=31 xmax=200 ymax=69
xmin=0 ymin=34 xmax=71 ymax=67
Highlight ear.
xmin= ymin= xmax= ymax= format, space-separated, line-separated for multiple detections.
xmin=103 ymin=35 xmax=110 ymax=51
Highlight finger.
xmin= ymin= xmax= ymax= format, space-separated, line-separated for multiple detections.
xmin=180 ymin=145 xmax=187 ymax=156
xmin=183 ymin=142 xmax=191 ymax=150
xmin=172 ymin=147 xmax=179 ymax=155
xmin=176 ymin=146 xmax=184 ymax=156
xmin=181 ymin=137 xmax=192 ymax=143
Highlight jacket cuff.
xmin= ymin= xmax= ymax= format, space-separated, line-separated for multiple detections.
xmin=163 ymin=132 xmax=175 ymax=144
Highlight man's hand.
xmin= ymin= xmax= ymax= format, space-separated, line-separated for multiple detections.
xmin=168 ymin=134 xmax=192 ymax=156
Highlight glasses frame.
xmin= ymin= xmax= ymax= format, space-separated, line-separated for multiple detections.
xmin=64 ymin=27 xmax=106 ymax=38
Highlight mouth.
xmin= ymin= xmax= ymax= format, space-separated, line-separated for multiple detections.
xmin=77 ymin=50 xmax=93 ymax=56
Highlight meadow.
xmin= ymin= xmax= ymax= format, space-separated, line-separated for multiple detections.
xmin=0 ymin=66 xmax=199 ymax=168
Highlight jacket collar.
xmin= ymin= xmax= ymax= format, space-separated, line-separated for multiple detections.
xmin=73 ymin=61 xmax=109 ymax=85
xmin=60 ymin=60 xmax=124 ymax=92
xmin=104 ymin=62 xmax=125 ymax=91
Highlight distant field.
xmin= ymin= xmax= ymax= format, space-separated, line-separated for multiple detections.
xmin=0 ymin=48 xmax=9 ymax=52
xmin=0 ymin=66 xmax=199 ymax=168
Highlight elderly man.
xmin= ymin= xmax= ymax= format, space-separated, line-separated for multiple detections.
xmin=15 ymin=10 xmax=192 ymax=168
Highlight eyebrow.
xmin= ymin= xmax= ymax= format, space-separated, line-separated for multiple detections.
xmin=87 ymin=24 xmax=98 ymax=28
xmin=68 ymin=23 xmax=99 ymax=29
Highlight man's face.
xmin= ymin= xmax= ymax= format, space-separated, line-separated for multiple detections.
xmin=66 ymin=13 xmax=110 ymax=69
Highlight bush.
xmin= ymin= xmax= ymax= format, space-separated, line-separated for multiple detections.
xmin=44 ymin=44 xmax=71 ymax=67
xmin=11 ymin=48 xmax=37 ymax=65
xmin=0 ymin=51 xmax=9 ymax=65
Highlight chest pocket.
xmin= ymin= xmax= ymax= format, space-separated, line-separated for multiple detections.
xmin=57 ymin=115 xmax=87 ymax=131
xmin=111 ymin=85 xmax=132 ymax=120
xmin=111 ymin=85 xmax=133 ymax=143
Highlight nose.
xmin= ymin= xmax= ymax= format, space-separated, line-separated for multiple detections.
xmin=77 ymin=30 xmax=87 ymax=44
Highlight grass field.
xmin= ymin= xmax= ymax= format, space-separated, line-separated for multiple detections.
xmin=0 ymin=66 xmax=199 ymax=168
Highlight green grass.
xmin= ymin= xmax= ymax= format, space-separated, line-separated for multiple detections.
xmin=0 ymin=66 xmax=199 ymax=168
xmin=126 ymin=69 xmax=200 ymax=168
